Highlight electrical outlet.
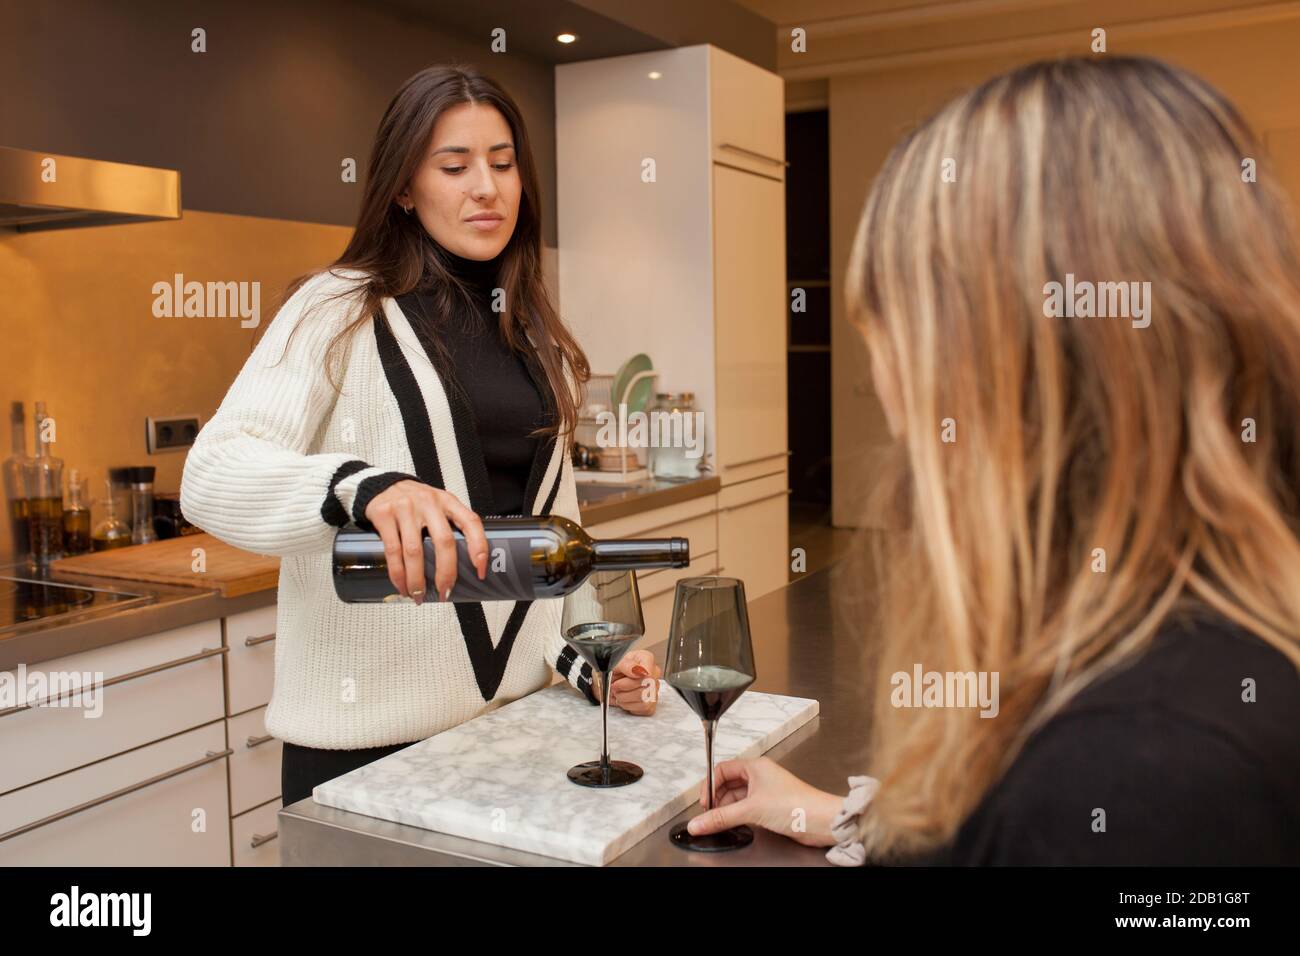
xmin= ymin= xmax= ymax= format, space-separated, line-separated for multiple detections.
xmin=146 ymin=415 xmax=201 ymax=454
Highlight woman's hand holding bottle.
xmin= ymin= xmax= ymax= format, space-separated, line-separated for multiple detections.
xmin=363 ymin=480 xmax=488 ymax=604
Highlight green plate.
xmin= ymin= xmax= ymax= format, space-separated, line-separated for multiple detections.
xmin=612 ymin=353 xmax=655 ymax=414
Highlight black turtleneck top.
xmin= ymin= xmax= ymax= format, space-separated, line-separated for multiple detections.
xmin=394 ymin=250 xmax=548 ymax=516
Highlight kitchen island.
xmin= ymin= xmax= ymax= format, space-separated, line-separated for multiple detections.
xmin=278 ymin=557 xmax=875 ymax=866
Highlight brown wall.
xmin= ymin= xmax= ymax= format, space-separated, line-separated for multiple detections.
xmin=0 ymin=211 xmax=350 ymax=559
xmin=0 ymin=0 xmax=569 ymax=563
xmin=1 ymin=0 xmax=559 ymax=238
xmin=827 ymin=12 xmax=1300 ymax=527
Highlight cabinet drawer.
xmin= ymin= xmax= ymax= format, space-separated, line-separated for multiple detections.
xmin=718 ymin=489 xmax=790 ymax=601
xmin=232 ymin=798 xmax=281 ymax=867
xmin=719 ymin=470 xmax=788 ymax=511
xmin=585 ymin=493 xmax=717 ymax=541
xmin=0 ymin=619 xmax=225 ymax=793
xmin=226 ymin=604 xmax=276 ymax=714
xmin=0 ymin=722 xmax=230 ymax=865
xmin=227 ymin=705 xmax=280 ymax=816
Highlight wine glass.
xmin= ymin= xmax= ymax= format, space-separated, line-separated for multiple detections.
xmin=664 ymin=576 xmax=756 ymax=851
xmin=560 ymin=569 xmax=646 ymax=787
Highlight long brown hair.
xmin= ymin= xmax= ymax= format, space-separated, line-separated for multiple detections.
xmin=845 ymin=56 xmax=1300 ymax=859
xmin=282 ymin=64 xmax=588 ymax=440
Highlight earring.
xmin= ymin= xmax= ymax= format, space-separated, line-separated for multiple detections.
xmin=403 ymin=204 xmax=413 ymax=215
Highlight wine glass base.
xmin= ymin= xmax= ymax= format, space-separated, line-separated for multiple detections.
xmin=669 ymin=821 xmax=754 ymax=852
xmin=567 ymin=760 xmax=643 ymax=788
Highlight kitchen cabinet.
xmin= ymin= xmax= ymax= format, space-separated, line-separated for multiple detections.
xmin=225 ymin=604 xmax=277 ymax=716
xmin=0 ymin=599 xmax=282 ymax=866
xmin=0 ymin=722 xmax=230 ymax=865
xmin=0 ymin=619 xmax=225 ymax=794
xmin=558 ymin=44 xmax=789 ymax=600
xmin=232 ymin=797 xmax=281 ymax=867
xmin=227 ymin=704 xmax=280 ymax=816
xmin=713 ymin=164 xmax=788 ymax=473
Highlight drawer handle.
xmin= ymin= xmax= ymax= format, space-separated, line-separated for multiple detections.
xmin=244 ymin=632 xmax=276 ymax=647
xmin=245 ymin=734 xmax=274 ymax=749
xmin=0 ymin=748 xmax=234 ymax=843
xmin=0 ymin=645 xmax=230 ymax=718
xmin=720 ymin=488 xmax=791 ymax=513
xmin=250 ymin=829 xmax=278 ymax=848
xmin=722 ymin=450 xmax=792 ymax=470
xmin=718 ymin=143 xmax=789 ymax=167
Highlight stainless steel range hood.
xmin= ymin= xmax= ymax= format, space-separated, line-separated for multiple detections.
xmin=0 ymin=145 xmax=181 ymax=232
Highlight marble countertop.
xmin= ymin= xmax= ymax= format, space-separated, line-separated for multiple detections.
xmin=280 ymin=560 xmax=877 ymax=866
xmin=313 ymin=682 xmax=818 ymax=865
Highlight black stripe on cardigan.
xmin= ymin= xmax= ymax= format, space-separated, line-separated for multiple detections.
xmin=321 ymin=459 xmax=369 ymax=527
xmin=351 ymin=471 xmax=421 ymax=531
xmin=373 ymin=308 xmax=558 ymax=703
xmin=372 ymin=314 xmax=446 ymax=489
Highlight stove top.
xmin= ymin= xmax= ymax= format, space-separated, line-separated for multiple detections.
xmin=0 ymin=572 xmax=154 ymax=637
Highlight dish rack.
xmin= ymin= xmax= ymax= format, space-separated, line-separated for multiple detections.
xmin=574 ymin=370 xmax=659 ymax=483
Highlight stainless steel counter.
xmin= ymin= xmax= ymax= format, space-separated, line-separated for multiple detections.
xmin=279 ymin=559 xmax=875 ymax=866
xmin=0 ymin=568 xmax=276 ymax=671
xmin=575 ymin=474 xmax=720 ymax=525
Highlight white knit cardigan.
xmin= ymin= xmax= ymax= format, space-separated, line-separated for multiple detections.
xmin=180 ymin=267 xmax=597 ymax=750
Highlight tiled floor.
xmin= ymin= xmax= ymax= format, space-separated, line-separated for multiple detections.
xmin=787 ymin=500 xmax=862 ymax=580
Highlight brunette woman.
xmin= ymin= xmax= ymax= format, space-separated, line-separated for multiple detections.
xmin=181 ymin=66 xmax=660 ymax=807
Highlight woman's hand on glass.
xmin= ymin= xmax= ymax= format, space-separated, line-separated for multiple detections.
xmin=594 ymin=648 xmax=662 ymax=716
xmin=363 ymin=480 xmax=487 ymax=604
xmin=687 ymin=756 xmax=843 ymax=847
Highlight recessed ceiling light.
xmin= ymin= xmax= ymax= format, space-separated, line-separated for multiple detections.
xmin=556 ymin=33 xmax=577 ymax=44
xmin=648 ymin=71 xmax=662 ymax=79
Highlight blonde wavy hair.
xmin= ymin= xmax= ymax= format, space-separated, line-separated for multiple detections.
xmin=845 ymin=56 xmax=1300 ymax=859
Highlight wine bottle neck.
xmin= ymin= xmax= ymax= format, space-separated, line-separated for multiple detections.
xmin=591 ymin=537 xmax=690 ymax=570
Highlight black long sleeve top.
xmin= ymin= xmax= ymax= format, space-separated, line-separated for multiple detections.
xmin=394 ymin=250 xmax=548 ymax=516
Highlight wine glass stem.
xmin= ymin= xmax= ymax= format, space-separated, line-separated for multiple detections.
xmin=599 ymin=669 xmax=611 ymax=774
xmin=703 ymin=718 xmax=717 ymax=812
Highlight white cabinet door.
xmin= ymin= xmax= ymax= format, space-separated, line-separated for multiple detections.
xmin=0 ymin=619 xmax=225 ymax=793
xmin=709 ymin=45 xmax=785 ymax=178
xmin=0 ymin=722 xmax=230 ymax=865
xmin=225 ymin=604 xmax=277 ymax=715
xmin=714 ymin=163 xmax=788 ymax=474
xmin=232 ymin=798 xmax=281 ymax=867
xmin=227 ymin=705 xmax=280 ymax=816
xmin=718 ymin=487 xmax=790 ymax=601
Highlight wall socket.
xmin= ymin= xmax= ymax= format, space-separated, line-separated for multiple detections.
xmin=146 ymin=416 xmax=201 ymax=454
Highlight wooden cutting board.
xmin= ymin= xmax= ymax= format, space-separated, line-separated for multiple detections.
xmin=51 ymin=533 xmax=279 ymax=597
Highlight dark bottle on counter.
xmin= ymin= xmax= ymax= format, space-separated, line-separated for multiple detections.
xmin=62 ymin=468 xmax=91 ymax=556
xmin=3 ymin=401 xmax=32 ymax=570
xmin=333 ymin=514 xmax=690 ymax=603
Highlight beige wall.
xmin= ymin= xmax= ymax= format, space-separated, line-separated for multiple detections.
xmin=0 ymin=211 xmax=562 ymax=564
xmin=827 ymin=13 xmax=1300 ymax=526
xmin=0 ymin=211 xmax=349 ymax=561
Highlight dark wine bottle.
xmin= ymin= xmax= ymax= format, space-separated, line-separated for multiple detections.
xmin=332 ymin=514 xmax=689 ymax=603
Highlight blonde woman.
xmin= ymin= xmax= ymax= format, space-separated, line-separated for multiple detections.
xmin=686 ymin=56 xmax=1300 ymax=864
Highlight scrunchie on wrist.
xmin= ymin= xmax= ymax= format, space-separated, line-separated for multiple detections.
xmin=825 ymin=775 xmax=880 ymax=866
